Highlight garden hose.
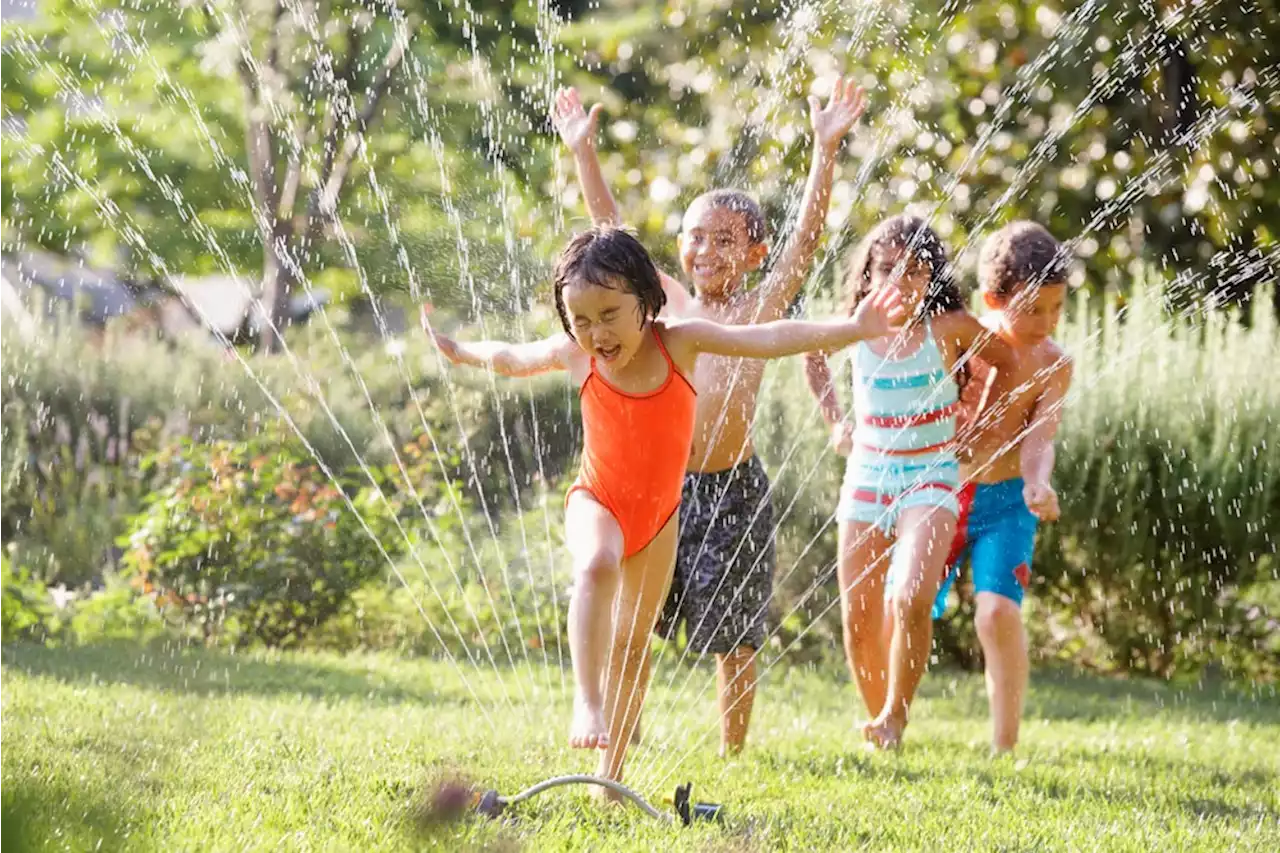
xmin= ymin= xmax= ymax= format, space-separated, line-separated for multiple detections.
xmin=473 ymin=775 xmax=722 ymax=826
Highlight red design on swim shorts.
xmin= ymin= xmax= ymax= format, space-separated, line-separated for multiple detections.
xmin=1014 ymin=562 xmax=1031 ymax=589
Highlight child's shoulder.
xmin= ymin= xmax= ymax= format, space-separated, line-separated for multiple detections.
xmin=1029 ymin=337 xmax=1072 ymax=389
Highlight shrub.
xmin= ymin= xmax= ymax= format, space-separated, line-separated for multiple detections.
xmin=1033 ymin=287 xmax=1279 ymax=678
xmin=120 ymin=430 xmax=428 ymax=647
xmin=1 ymin=554 xmax=54 ymax=642
xmin=309 ymin=480 xmax=571 ymax=668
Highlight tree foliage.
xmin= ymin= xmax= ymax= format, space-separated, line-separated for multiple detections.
xmin=3 ymin=0 xmax=1276 ymax=344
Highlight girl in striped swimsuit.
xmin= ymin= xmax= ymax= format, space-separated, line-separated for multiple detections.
xmin=806 ymin=215 xmax=1018 ymax=749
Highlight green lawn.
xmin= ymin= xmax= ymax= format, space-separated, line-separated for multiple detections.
xmin=3 ymin=643 xmax=1277 ymax=851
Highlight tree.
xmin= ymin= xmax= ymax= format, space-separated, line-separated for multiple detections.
xmin=2 ymin=0 xmax=563 ymax=350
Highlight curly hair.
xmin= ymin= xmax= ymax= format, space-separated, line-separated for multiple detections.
xmin=843 ymin=214 xmax=964 ymax=317
xmin=692 ymin=189 xmax=768 ymax=244
xmin=553 ymin=227 xmax=666 ymax=335
xmin=979 ymin=221 xmax=1070 ymax=298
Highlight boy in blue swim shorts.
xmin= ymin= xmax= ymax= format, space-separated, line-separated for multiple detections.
xmin=934 ymin=221 xmax=1074 ymax=754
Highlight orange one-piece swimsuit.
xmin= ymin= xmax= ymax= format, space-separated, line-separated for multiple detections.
xmin=566 ymin=327 xmax=697 ymax=558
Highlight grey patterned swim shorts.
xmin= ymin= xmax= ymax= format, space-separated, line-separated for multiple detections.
xmin=655 ymin=455 xmax=775 ymax=654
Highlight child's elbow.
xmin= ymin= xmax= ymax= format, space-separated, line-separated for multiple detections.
xmin=491 ymin=355 xmax=519 ymax=376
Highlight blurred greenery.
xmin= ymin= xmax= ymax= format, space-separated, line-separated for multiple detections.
xmin=3 ymin=0 xmax=1276 ymax=323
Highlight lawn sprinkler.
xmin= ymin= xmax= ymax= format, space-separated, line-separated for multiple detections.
xmin=471 ymin=775 xmax=723 ymax=827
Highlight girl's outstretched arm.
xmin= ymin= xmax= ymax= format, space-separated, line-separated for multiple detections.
xmin=805 ymin=352 xmax=856 ymax=456
xmin=670 ymin=285 xmax=903 ymax=360
xmin=422 ymin=307 xmax=577 ymax=377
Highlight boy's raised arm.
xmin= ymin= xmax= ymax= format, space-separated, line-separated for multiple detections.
xmin=751 ymin=78 xmax=867 ymax=321
xmin=553 ymin=88 xmax=621 ymax=226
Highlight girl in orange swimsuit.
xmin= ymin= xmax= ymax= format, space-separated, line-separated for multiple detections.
xmin=425 ymin=226 xmax=903 ymax=796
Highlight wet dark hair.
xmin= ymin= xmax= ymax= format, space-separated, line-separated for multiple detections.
xmin=843 ymin=214 xmax=964 ymax=318
xmin=693 ymin=189 xmax=768 ymax=244
xmin=979 ymin=221 xmax=1071 ymax=298
xmin=553 ymin=227 xmax=666 ymax=335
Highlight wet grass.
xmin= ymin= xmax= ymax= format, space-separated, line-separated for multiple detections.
xmin=3 ymin=642 xmax=1277 ymax=851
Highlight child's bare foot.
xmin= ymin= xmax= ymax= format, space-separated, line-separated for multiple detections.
xmin=862 ymin=712 xmax=907 ymax=750
xmin=569 ymin=699 xmax=609 ymax=750
xmin=590 ymin=783 xmax=626 ymax=805
xmin=718 ymin=741 xmax=745 ymax=759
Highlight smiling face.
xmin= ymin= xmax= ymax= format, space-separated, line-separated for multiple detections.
xmin=988 ymin=282 xmax=1066 ymax=346
xmin=561 ymin=276 xmax=648 ymax=368
xmin=678 ymin=197 xmax=768 ymax=300
xmin=867 ymin=244 xmax=934 ymax=318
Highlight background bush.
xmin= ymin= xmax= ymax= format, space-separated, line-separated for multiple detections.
xmin=120 ymin=428 xmax=438 ymax=648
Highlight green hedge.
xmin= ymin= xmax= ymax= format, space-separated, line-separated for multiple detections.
xmin=3 ymin=289 xmax=1275 ymax=677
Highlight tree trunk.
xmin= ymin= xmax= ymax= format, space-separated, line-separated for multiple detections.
xmin=256 ymin=219 xmax=296 ymax=355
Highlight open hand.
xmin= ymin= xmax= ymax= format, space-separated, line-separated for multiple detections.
xmin=553 ymin=87 xmax=603 ymax=153
xmin=1023 ymin=481 xmax=1060 ymax=522
xmin=850 ymin=285 xmax=906 ymax=341
xmin=420 ymin=304 xmax=463 ymax=365
xmin=831 ymin=421 xmax=854 ymax=457
xmin=808 ymin=76 xmax=867 ymax=151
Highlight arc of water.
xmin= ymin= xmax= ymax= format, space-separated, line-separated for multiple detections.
xmin=34 ymin=146 xmax=507 ymax=730
xmin=272 ymin=0 xmax=545 ymax=697
xmin=537 ymin=0 xmax=571 ymax=692
xmin=227 ymin=0 xmax=568 ymax=700
xmin=156 ymin=2 xmax=547 ymax=703
xmin=8 ymin=12 xmax=531 ymax=710
xmin=387 ymin=6 xmax=579 ymax=695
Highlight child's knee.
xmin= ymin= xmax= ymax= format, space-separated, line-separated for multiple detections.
xmin=975 ymin=595 xmax=1021 ymax=640
xmin=892 ymin=591 xmax=934 ymax=625
xmin=574 ymin=549 xmax=620 ymax=586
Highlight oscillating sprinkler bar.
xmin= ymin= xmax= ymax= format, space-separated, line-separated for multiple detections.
xmin=473 ymin=776 xmax=722 ymax=827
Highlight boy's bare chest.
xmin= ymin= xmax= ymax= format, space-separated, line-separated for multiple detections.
xmin=966 ymin=354 xmax=1055 ymax=435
